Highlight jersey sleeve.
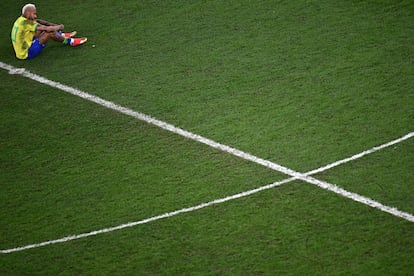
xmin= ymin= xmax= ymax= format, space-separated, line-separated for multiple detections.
xmin=32 ymin=22 xmax=39 ymax=32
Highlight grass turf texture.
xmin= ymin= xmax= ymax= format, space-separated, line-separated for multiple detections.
xmin=1 ymin=0 xmax=413 ymax=274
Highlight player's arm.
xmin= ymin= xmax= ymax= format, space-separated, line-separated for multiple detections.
xmin=36 ymin=19 xmax=58 ymax=26
xmin=36 ymin=23 xmax=64 ymax=32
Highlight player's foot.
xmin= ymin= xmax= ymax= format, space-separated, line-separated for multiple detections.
xmin=70 ymin=37 xmax=87 ymax=46
xmin=61 ymin=31 xmax=77 ymax=38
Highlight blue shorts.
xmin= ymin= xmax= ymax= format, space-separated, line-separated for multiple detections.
xmin=27 ymin=37 xmax=46 ymax=60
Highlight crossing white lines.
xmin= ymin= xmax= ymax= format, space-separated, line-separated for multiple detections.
xmin=1 ymin=62 xmax=413 ymax=254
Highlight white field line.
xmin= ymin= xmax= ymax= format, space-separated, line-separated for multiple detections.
xmin=1 ymin=62 xmax=413 ymax=254
xmin=305 ymin=132 xmax=414 ymax=176
xmin=0 ymin=178 xmax=295 ymax=254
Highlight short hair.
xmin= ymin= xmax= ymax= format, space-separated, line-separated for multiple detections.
xmin=22 ymin=3 xmax=36 ymax=15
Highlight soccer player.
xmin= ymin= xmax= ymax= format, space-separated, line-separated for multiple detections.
xmin=11 ymin=3 xmax=87 ymax=60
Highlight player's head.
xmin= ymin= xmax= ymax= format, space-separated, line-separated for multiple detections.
xmin=22 ymin=4 xmax=37 ymax=20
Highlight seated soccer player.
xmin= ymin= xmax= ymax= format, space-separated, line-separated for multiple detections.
xmin=11 ymin=3 xmax=87 ymax=60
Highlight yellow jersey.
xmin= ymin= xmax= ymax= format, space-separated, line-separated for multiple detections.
xmin=11 ymin=16 xmax=39 ymax=59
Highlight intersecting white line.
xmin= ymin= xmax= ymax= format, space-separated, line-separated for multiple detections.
xmin=1 ymin=62 xmax=413 ymax=254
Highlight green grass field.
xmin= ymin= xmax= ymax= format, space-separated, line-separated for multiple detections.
xmin=1 ymin=0 xmax=413 ymax=274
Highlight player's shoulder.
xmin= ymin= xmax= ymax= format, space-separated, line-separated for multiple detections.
xmin=14 ymin=16 xmax=27 ymax=25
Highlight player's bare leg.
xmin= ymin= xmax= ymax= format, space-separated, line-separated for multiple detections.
xmin=37 ymin=32 xmax=65 ymax=45
xmin=37 ymin=31 xmax=64 ymax=44
xmin=36 ymin=31 xmax=87 ymax=46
